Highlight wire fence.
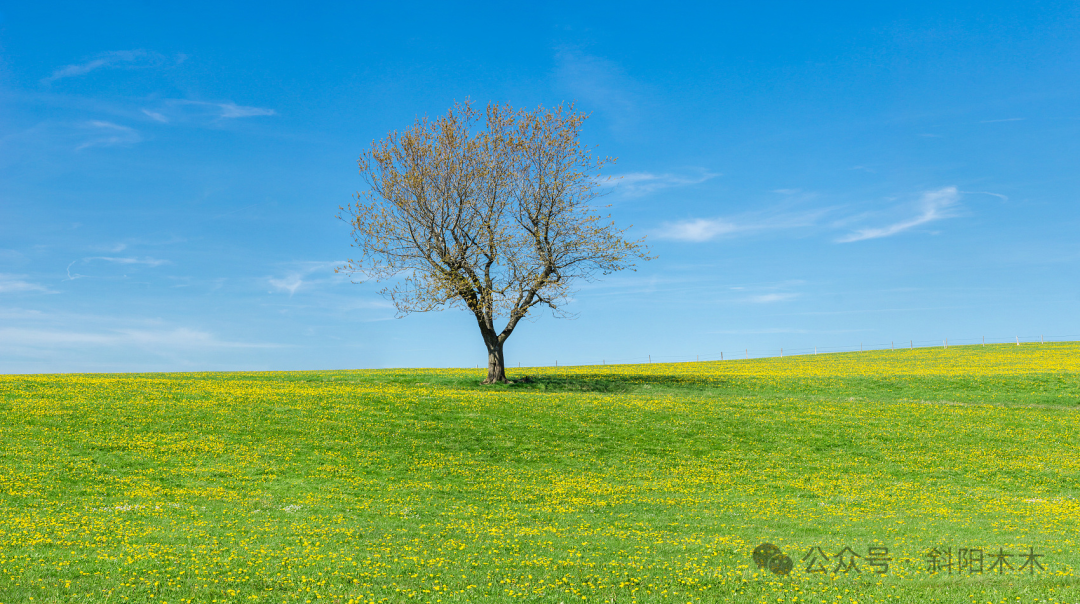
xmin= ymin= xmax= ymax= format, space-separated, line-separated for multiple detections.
xmin=530 ymin=333 xmax=1080 ymax=368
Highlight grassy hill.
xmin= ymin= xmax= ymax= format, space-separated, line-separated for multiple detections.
xmin=1 ymin=342 xmax=1078 ymax=603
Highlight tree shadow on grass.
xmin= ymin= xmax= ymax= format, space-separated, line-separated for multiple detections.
xmin=329 ymin=370 xmax=719 ymax=393
xmin=471 ymin=373 xmax=723 ymax=393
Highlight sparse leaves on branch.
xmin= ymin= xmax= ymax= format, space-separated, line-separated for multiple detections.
xmin=338 ymin=101 xmax=650 ymax=383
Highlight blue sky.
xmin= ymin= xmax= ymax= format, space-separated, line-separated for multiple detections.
xmin=2 ymin=2 xmax=1078 ymax=373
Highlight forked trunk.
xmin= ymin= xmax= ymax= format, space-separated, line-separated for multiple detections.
xmin=483 ymin=339 xmax=509 ymax=384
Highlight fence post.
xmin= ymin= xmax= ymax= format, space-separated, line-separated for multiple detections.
xmin=746 ymin=349 xmax=748 ymax=359
xmin=910 ymin=340 xmax=913 ymax=349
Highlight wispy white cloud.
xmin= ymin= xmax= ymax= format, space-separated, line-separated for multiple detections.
xmin=836 ymin=187 xmax=960 ymax=243
xmin=65 ymin=256 xmax=170 ymax=280
xmin=269 ymin=261 xmax=345 ymax=296
xmin=655 ymin=209 xmax=823 ymax=243
xmin=745 ymin=293 xmax=799 ymax=303
xmin=655 ymin=218 xmax=740 ymax=242
xmin=655 ymin=187 xmax=964 ymax=244
xmin=42 ymin=50 xmax=166 ymax=84
xmin=980 ymin=117 xmax=1025 ymax=123
xmin=0 ymin=327 xmax=281 ymax=349
xmin=0 ymin=274 xmax=54 ymax=294
xmin=269 ymin=275 xmax=304 ymax=295
xmin=217 ymin=102 xmax=276 ymax=118
xmin=727 ymin=280 xmax=805 ymax=304
xmin=0 ymin=308 xmax=47 ymax=320
xmin=962 ymin=190 xmax=1008 ymax=202
xmin=2 ymin=99 xmax=270 ymax=159
xmin=141 ymin=108 xmax=169 ymax=123
xmin=597 ymin=170 xmax=717 ymax=197
xmin=0 ymin=308 xmax=287 ymax=373
xmin=554 ymin=49 xmax=640 ymax=131
xmin=76 ymin=121 xmax=142 ymax=150
xmin=161 ymin=99 xmax=276 ymax=121
xmin=84 ymin=256 xmax=170 ymax=267
xmin=65 ymin=261 xmax=83 ymax=281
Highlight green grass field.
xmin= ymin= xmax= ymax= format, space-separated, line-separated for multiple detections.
xmin=2 ymin=342 xmax=1079 ymax=603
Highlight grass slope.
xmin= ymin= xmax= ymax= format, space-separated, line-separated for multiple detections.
xmin=1 ymin=342 xmax=1078 ymax=603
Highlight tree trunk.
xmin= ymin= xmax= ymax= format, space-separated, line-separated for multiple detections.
xmin=483 ymin=339 xmax=509 ymax=384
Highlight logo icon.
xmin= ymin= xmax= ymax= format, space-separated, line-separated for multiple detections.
xmin=753 ymin=543 xmax=793 ymax=576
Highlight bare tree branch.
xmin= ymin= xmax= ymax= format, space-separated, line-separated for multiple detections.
xmin=337 ymin=101 xmax=652 ymax=383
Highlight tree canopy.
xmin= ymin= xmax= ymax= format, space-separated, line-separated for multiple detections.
xmin=339 ymin=101 xmax=650 ymax=383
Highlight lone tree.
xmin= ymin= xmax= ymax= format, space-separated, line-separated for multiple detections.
xmin=339 ymin=101 xmax=650 ymax=383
